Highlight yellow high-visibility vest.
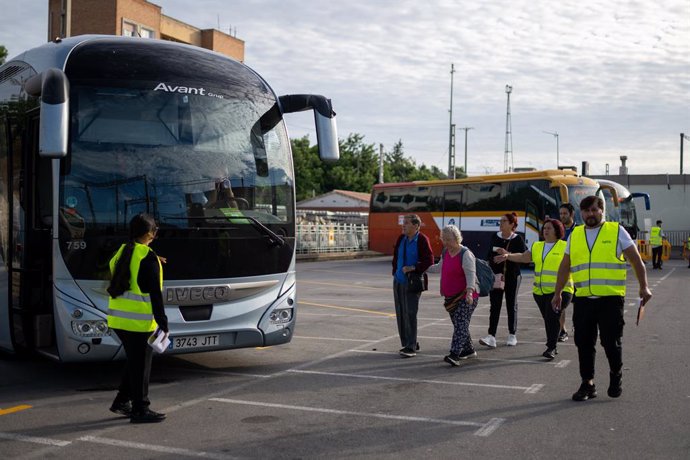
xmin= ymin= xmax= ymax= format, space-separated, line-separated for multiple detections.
xmin=107 ymin=243 xmax=163 ymax=332
xmin=532 ymin=240 xmax=574 ymax=295
xmin=570 ymin=222 xmax=626 ymax=297
xmin=649 ymin=227 xmax=662 ymax=246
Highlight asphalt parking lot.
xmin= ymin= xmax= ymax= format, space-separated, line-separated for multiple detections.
xmin=1 ymin=256 xmax=689 ymax=459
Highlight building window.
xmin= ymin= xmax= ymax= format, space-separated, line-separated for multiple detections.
xmin=122 ymin=19 xmax=156 ymax=38
xmin=122 ymin=21 xmax=136 ymax=37
xmin=140 ymin=27 xmax=155 ymax=39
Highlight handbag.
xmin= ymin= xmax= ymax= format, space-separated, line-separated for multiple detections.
xmin=407 ymin=271 xmax=424 ymax=293
xmin=403 ymin=237 xmax=425 ymax=293
xmin=492 ymin=239 xmax=510 ymax=291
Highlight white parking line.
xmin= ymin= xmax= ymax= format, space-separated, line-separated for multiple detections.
xmin=0 ymin=431 xmax=71 ymax=447
xmin=287 ymin=368 xmax=542 ymax=393
xmin=660 ymin=268 xmax=675 ymax=281
xmin=209 ymin=397 xmax=505 ymax=437
xmin=351 ymin=349 xmax=566 ymax=367
xmin=78 ymin=435 xmax=235 ymax=459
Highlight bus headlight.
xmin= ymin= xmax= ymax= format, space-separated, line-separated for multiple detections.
xmin=269 ymin=308 xmax=293 ymax=324
xmin=71 ymin=320 xmax=110 ymax=337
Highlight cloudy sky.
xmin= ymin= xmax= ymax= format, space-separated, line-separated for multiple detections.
xmin=1 ymin=0 xmax=688 ymax=175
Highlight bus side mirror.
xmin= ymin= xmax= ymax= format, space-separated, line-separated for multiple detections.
xmin=279 ymin=94 xmax=340 ymax=162
xmin=25 ymin=68 xmax=70 ymax=158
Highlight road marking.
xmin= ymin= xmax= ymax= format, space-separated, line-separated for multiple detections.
xmin=555 ymin=360 xmax=571 ymax=368
xmin=659 ymin=268 xmax=675 ymax=281
xmin=352 ymin=349 xmax=563 ymax=368
xmin=0 ymin=404 xmax=32 ymax=416
xmin=0 ymin=431 xmax=71 ymax=447
xmin=209 ymin=398 xmax=503 ymax=436
xmin=287 ymin=368 xmax=542 ymax=393
xmin=79 ymin=435 xmax=235 ymax=459
xmin=300 ymin=301 xmax=395 ymax=317
xmin=294 ymin=335 xmax=374 ymax=342
xmin=299 ymin=280 xmax=389 ymax=291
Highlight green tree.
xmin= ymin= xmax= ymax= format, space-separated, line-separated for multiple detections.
xmin=324 ymin=133 xmax=379 ymax=193
xmin=291 ymin=136 xmax=324 ymax=201
xmin=0 ymin=45 xmax=7 ymax=65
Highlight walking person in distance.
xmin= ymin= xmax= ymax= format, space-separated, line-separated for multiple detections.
xmin=391 ymin=214 xmax=434 ymax=357
xmin=494 ymin=218 xmax=573 ymax=360
xmin=480 ymin=212 xmax=526 ymax=348
xmin=427 ymin=225 xmax=480 ymax=366
xmin=107 ymin=213 xmax=169 ymax=423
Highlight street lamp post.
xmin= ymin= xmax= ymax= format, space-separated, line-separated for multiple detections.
xmin=458 ymin=127 xmax=474 ymax=176
xmin=543 ymin=131 xmax=559 ymax=168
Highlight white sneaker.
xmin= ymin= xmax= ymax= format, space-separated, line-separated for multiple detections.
xmin=479 ymin=335 xmax=496 ymax=348
xmin=506 ymin=334 xmax=518 ymax=346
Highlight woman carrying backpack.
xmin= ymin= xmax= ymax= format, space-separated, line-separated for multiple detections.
xmin=494 ymin=218 xmax=573 ymax=360
xmin=427 ymin=225 xmax=479 ymax=366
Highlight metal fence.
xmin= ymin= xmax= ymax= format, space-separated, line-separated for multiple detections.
xmin=638 ymin=230 xmax=689 ymax=247
xmin=296 ymin=223 xmax=369 ymax=254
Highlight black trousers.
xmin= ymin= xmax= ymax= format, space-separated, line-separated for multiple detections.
xmin=572 ymin=296 xmax=625 ymax=381
xmin=114 ymin=329 xmax=153 ymax=412
xmin=534 ymin=292 xmax=572 ymax=349
xmin=393 ymin=281 xmax=421 ymax=349
xmin=488 ymin=274 xmax=521 ymax=335
xmin=652 ymin=246 xmax=663 ymax=268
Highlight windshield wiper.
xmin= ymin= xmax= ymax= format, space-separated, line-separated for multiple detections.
xmin=242 ymin=215 xmax=285 ymax=247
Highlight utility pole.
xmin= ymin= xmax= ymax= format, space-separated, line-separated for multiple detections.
xmin=681 ymin=133 xmax=689 ymax=175
xmin=448 ymin=64 xmax=456 ymax=178
xmin=543 ymin=131 xmax=559 ymax=168
xmin=504 ymin=85 xmax=513 ymax=172
xmin=458 ymin=127 xmax=474 ymax=176
xmin=378 ymin=143 xmax=384 ymax=183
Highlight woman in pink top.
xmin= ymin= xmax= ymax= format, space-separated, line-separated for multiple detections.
xmin=428 ymin=225 xmax=479 ymax=366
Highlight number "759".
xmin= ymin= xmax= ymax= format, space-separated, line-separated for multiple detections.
xmin=66 ymin=240 xmax=87 ymax=250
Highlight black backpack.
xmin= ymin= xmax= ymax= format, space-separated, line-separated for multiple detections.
xmin=459 ymin=248 xmax=494 ymax=297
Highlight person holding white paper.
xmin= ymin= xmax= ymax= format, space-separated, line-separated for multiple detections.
xmin=107 ymin=213 xmax=169 ymax=423
xmin=552 ymin=196 xmax=652 ymax=402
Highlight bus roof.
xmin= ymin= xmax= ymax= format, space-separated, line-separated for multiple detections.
xmin=372 ymin=169 xmax=598 ymax=190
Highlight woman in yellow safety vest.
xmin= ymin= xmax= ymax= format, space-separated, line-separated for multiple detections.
xmin=494 ymin=218 xmax=574 ymax=360
xmin=107 ymin=213 xmax=168 ymax=424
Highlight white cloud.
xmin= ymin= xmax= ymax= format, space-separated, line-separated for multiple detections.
xmin=1 ymin=0 xmax=688 ymax=176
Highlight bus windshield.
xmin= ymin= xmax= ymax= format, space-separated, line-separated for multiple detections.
xmin=59 ymin=82 xmax=295 ymax=280
xmin=567 ymin=184 xmax=600 ymax=224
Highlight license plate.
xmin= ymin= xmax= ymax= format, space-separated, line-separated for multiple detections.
xmin=169 ymin=334 xmax=220 ymax=350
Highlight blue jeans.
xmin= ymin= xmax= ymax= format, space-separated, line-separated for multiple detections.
xmin=393 ymin=281 xmax=421 ymax=349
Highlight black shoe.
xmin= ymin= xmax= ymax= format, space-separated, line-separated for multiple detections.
xmin=399 ymin=347 xmax=416 ymax=358
xmin=130 ymin=408 xmax=166 ymax=424
xmin=415 ymin=342 xmax=420 ymax=351
xmin=572 ymin=382 xmax=597 ymax=401
xmin=444 ymin=354 xmax=460 ymax=366
xmin=558 ymin=330 xmax=568 ymax=342
xmin=458 ymin=348 xmax=477 ymax=360
xmin=109 ymin=401 xmax=132 ymax=417
xmin=542 ymin=348 xmax=557 ymax=360
xmin=608 ymin=372 xmax=622 ymax=398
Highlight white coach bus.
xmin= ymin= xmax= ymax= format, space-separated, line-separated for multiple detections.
xmin=0 ymin=35 xmax=338 ymax=361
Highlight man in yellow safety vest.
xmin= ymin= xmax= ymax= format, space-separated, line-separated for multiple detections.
xmin=649 ymin=220 xmax=665 ymax=269
xmin=552 ymin=196 xmax=652 ymax=402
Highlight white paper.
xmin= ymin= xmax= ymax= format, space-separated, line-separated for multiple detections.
xmin=147 ymin=328 xmax=170 ymax=353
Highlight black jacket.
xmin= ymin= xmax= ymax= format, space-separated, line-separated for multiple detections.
xmin=487 ymin=232 xmax=526 ymax=279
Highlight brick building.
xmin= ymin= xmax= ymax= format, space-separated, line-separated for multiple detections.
xmin=47 ymin=0 xmax=244 ymax=61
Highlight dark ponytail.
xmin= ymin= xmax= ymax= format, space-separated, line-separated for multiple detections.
xmin=107 ymin=213 xmax=157 ymax=298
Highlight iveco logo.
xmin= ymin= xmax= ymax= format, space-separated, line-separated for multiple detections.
xmin=165 ymin=285 xmax=232 ymax=305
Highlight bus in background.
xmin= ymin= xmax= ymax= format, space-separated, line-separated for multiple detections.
xmin=369 ymin=170 xmax=618 ymax=258
xmin=597 ymin=179 xmax=650 ymax=240
xmin=0 ymin=36 xmax=339 ymax=362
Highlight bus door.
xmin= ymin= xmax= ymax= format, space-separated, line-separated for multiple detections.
xmin=442 ymin=186 xmax=463 ymax=229
xmin=523 ymin=200 xmax=540 ymax=248
xmin=5 ymin=114 xmax=54 ymax=353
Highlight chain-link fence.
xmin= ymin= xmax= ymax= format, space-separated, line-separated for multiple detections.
xmin=296 ymin=223 xmax=369 ymax=254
